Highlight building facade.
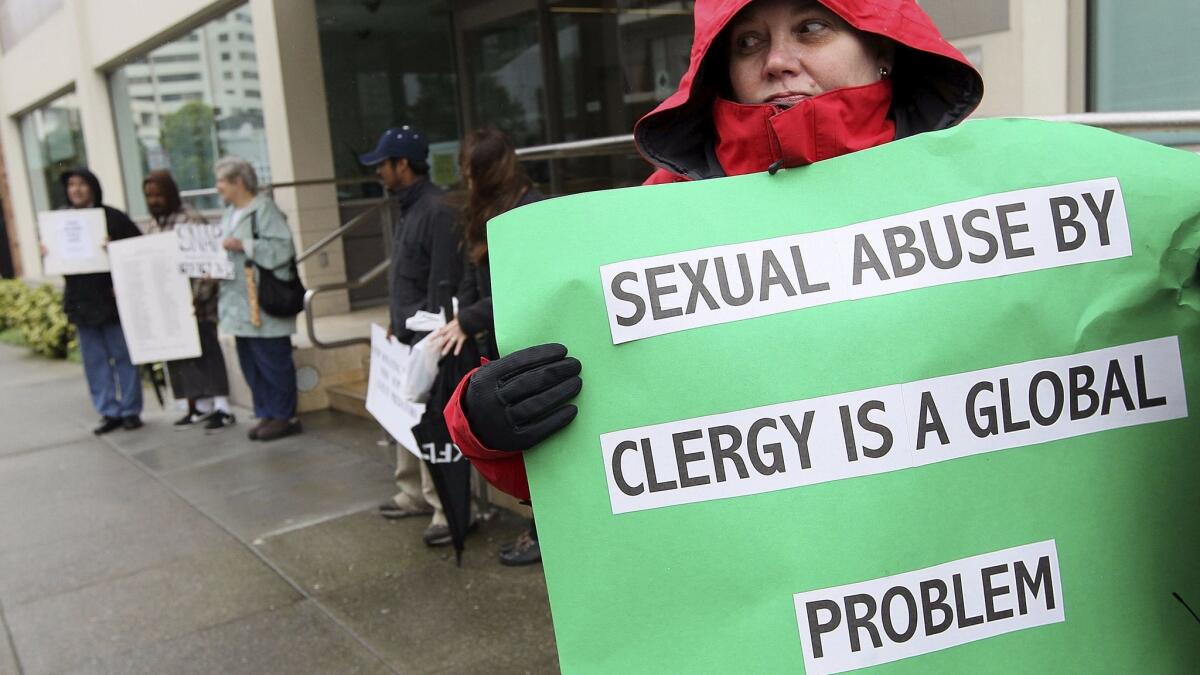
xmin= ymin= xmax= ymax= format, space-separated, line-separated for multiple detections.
xmin=1 ymin=0 xmax=1196 ymax=300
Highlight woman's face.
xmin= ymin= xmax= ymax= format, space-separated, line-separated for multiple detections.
xmin=66 ymin=175 xmax=93 ymax=208
xmin=726 ymin=0 xmax=891 ymax=107
xmin=215 ymin=175 xmax=241 ymax=205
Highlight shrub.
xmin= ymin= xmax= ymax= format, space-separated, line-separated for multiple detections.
xmin=0 ymin=279 xmax=76 ymax=359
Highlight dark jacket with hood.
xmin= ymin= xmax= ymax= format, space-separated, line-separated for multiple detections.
xmin=445 ymin=0 xmax=984 ymax=500
xmin=456 ymin=187 xmax=545 ymax=360
xmin=59 ymin=169 xmax=142 ymax=327
xmin=387 ymin=177 xmax=463 ymax=344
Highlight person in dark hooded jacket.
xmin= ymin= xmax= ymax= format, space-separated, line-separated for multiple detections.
xmin=443 ymin=0 xmax=984 ymax=501
xmin=54 ymin=168 xmax=145 ymax=434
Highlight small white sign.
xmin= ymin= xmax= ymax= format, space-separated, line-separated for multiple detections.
xmin=366 ymin=323 xmax=426 ymax=457
xmin=793 ymin=540 xmax=1065 ymax=674
xmin=108 ymin=233 xmax=201 ymax=364
xmin=599 ymin=337 xmax=1186 ymax=514
xmin=38 ymin=209 xmax=110 ymax=275
xmin=601 ymin=178 xmax=1131 ymax=344
xmin=175 ymin=222 xmax=235 ymax=279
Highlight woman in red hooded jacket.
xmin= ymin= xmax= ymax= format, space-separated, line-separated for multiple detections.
xmin=445 ymin=0 xmax=983 ymax=502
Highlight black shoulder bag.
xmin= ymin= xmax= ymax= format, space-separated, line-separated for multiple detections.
xmin=247 ymin=212 xmax=306 ymax=317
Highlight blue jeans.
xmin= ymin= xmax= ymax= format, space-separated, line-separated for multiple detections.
xmin=76 ymin=322 xmax=143 ymax=418
xmin=234 ymin=336 xmax=297 ymax=420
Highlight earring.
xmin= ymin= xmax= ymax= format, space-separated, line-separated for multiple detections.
xmin=879 ymin=66 xmax=890 ymax=79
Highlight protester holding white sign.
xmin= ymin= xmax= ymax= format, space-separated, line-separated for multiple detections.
xmin=143 ymin=170 xmax=235 ymax=432
xmin=45 ymin=168 xmax=145 ymax=435
xmin=108 ymin=233 xmax=202 ymax=365
xmin=37 ymin=208 xmax=109 ymax=276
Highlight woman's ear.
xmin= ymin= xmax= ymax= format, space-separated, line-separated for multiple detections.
xmin=876 ymin=38 xmax=896 ymax=78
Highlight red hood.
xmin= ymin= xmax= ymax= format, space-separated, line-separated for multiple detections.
xmin=635 ymin=0 xmax=983 ymax=181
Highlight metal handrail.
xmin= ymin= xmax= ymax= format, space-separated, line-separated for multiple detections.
xmin=179 ymin=110 xmax=1200 ymax=203
xmin=509 ymin=109 xmax=1200 ymax=162
xmin=515 ymin=135 xmax=637 ymax=161
xmin=296 ymin=198 xmax=388 ymax=264
xmin=1025 ymin=110 xmax=1200 ymax=132
xmin=179 ymin=175 xmax=381 ymax=200
xmin=303 ymin=258 xmax=391 ymax=349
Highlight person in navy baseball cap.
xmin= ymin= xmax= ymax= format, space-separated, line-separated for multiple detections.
xmin=359 ymin=125 xmax=430 ymax=167
xmin=363 ymin=123 xmax=462 ymax=549
xmin=360 ymin=125 xmax=432 ymax=191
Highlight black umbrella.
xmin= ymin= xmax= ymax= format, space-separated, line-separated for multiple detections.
xmin=412 ymin=338 xmax=479 ymax=565
xmin=411 ymin=280 xmax=477 ymax=564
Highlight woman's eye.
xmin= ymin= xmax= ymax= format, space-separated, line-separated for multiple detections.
xmin=796 ymin=20 xmax=828 ymax=35
xmin=735 ymin=33 xmax=764 ymax=51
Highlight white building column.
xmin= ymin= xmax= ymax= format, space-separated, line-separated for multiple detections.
xmin=69 ymin=0 xmax=128 ymax=211
xmin=249 ymin=0 xmax=349 ymax=317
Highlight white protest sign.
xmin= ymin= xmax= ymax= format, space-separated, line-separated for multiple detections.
xmin=38 ymin=209 xmax=110 ymax=275
xmin=366 ymin=323 xmax=426 ymax=457
xmin=599 ymin=336 xmax=1186 ymax=514
xmin=793 ymin=540 xmax=1064 ymax=674
xmin=108 ymin=233 xmax=201 ymax=364
xmin=175 ymin=222 xmax=235 ymax=279
xmin=600 ymin=178 xmax=1130 ymax=344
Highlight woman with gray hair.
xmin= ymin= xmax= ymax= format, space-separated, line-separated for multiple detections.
xmin=215 ymin=156 xmax=302 ymax=441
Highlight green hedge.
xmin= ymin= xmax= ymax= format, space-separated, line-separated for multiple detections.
xmin=0 ymin=279 xmax=76 ymax=359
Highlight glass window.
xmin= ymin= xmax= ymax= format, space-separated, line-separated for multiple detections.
xmin=1088 ymin=0 xmax=1200 ymax=146
xmin=316 ymin=0 xmax=462 ymax=197
xmin=1089 ymin=0 xmax=1200 ymax=111
xmin=463 ymin=10 xmax=547 ymax=149
xmin=544 ymin=0 xmax=694 ymax=192
xmin=109 ymin=3 xmax=270 ymax=216
xmin=18 ymin=91 xmax=87 ymax=213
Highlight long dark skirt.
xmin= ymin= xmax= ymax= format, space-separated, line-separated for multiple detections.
xmin=167 ymin=320 xmax=230 ymax=399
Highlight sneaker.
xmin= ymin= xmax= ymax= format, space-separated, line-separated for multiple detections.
xmin=121 ymin=415 xmax=144 ymax=431
xmin=203 ymin=411 xmax=236 ymax=433
xmin=94 ymin=417 xmax=123 ymax=435
xmin=423 ymin=523 xmax=452 ymax=547
xmin=173 ymin=412 xmax=200 ymax=429
xmin=499 ymin=530 xmax=541 ymax=566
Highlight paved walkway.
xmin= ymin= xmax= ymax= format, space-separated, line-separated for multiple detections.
xmin=0 ymin=344 xmax=557 ymax=675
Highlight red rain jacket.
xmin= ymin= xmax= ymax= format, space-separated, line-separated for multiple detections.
xmin=446 ymin=0 xmax=983 ymax=501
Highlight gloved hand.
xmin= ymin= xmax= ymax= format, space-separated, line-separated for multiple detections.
xmin=463 ymin=343 xmax=582 ymax=452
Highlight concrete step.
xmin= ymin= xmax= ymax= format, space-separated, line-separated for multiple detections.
xmin=326 ymin=379 xmax=370 ymax=419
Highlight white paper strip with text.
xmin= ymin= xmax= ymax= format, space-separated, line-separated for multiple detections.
xmin=600 ymin=179 xmax=1130 ymax=343
xmin=793 ymin=540 xmax=1065 ymax=674
xmin=598 ymin=337 xmax=1186 ymax=514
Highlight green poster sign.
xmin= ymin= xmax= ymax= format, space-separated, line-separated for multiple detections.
xmin=488 ymin=119 xmax=1200 ymax=674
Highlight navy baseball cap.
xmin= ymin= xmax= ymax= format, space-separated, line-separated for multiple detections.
xmin=358 ymin=125 xmax=429 ymax=166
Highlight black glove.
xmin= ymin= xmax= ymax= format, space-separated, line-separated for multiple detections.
xmin=463 ymin=343 xmax=582 ymax=451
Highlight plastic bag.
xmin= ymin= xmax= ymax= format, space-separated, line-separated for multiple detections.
xmin=400 ymin=310 xmax=447 ymax=403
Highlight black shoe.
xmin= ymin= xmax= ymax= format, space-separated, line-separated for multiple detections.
xmin=499 ymin=530 xmax=541 ymax=566
xmin=94 ymin=417 xmax=123 ymax=435
xmin=423 ymin=523 xmax=452 ymax=547
xmin=378 ymin=500 xmax=434 ymax=520
xmin=256 ymin=418 xmax=302 ymax=442
xmin=203 ymin=411 xmax=236 ymax=433
xmin=122 ymin=415 xmax=144 ymax=430
xmin=173 ymin=412 xmax=200 ymax=429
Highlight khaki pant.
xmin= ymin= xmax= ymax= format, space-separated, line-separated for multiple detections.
xmin=392 ymin=443 xmax=446 ymax=527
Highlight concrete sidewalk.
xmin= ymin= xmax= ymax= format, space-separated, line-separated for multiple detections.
xmin=0 ymin=344 xmax=557 ymax=675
